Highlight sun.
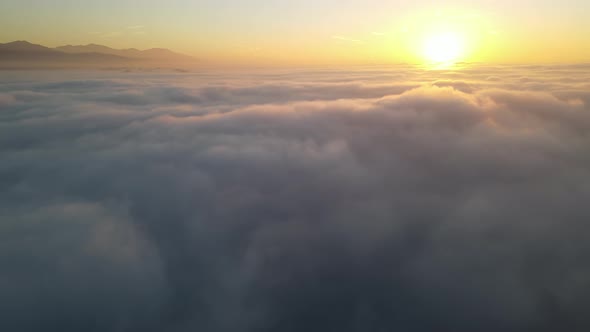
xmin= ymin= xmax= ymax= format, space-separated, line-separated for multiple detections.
xmin=422 ymin=31 xmax=465 ymax=65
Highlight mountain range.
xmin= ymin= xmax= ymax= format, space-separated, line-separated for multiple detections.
xmin=0 ymin=41 xmax=197 ymax=68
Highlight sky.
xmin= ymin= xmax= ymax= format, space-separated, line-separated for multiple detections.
xmin=1 ymin=0 xmax=590 ymax=65
xmin=3 ymin=1 xmax=590 ymax=331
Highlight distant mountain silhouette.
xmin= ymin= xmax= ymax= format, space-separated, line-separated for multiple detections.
xmin=0 ymin=41 xmax=54 ymax=52
xmin=0 ymin=41 xmax=197 ymax=69
xmin=55 ymin=44 xmax=195 ymax=62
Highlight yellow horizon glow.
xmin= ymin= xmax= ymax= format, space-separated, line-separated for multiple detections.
xmin=1 ymin=3 xmax=589 ymax=66
xmin=394 ymin=10 xmax=482 ymax=67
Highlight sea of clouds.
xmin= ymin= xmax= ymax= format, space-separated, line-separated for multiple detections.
xmin=1 ymin=64 xmax=590 ymax=331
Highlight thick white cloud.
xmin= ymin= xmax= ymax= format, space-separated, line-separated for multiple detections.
xmin=1 ymin=64 xmax=590 ymax=332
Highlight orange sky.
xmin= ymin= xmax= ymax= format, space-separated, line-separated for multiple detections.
xmin=1 ymin=0 xmax=589 ymax=65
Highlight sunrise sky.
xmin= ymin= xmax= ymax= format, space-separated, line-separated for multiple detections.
xmin=2 ymin=0 xmax=589 ymax=65
xmin=4 ymin=1 xmax=590 ymax=331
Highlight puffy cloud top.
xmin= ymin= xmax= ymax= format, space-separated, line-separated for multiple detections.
xmin=1 ymin=64 xmax=590 ymax=332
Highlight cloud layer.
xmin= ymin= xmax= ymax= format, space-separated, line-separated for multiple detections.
xmin=1 ymin=64 xmax=590 ymax=331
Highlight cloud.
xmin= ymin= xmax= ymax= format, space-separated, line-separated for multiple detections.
xmin=332 ymin=35 xmax=364 ymax=44
xmin=1 ymin=64 xmax=590 ymax=331
xmin=0 ymin=93 xmax=15 ymax=106
xmin=127 ymin=25 xmax=146 ymax=35
xmin=101 ymin=31 xmax=123 ymax=39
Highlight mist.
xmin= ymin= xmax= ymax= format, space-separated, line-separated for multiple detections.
xmin=1 ymin=64 xmax=590 ymax=331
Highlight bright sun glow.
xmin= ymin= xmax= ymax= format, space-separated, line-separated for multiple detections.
xmin=422 ymin=32 xmax=465 ymax=65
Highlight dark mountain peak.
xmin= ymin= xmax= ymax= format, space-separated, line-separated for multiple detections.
xmin=7 ymin=40 xmax=31 ymax=45
xmin=1 ymin=41 xmax=198 ymax=68
xmin=0 ymin=41 xmax=51 ymax=52
xmin=54 ymin=43 xmax=195 ymax=61
xmin=86 ymin=43 xmax=116 ymax=50
xmin=56 ymin=44 xmax=115 ymax=53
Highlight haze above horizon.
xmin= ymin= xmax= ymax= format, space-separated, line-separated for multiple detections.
xmin=1 ymin=0 xmax=589 ymax=66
